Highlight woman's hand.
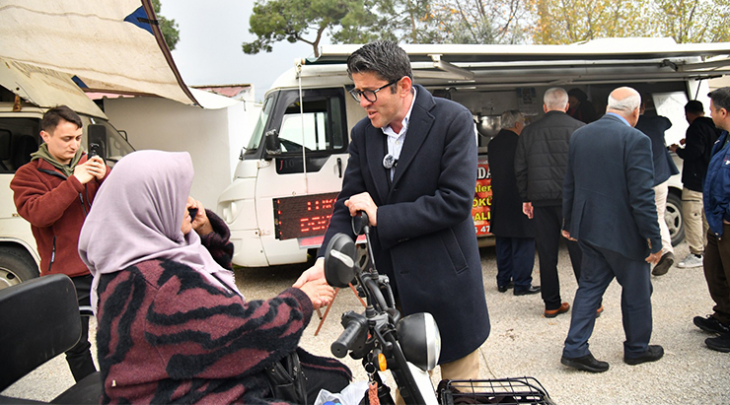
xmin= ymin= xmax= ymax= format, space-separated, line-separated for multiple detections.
xmin=297 ymin=275 xmax=335 ymax=310
xmin=187 ymin=197 xmax=214 ymax=236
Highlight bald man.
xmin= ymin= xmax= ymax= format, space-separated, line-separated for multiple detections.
xmin=560 ymin=87 xmax=663 ymax=373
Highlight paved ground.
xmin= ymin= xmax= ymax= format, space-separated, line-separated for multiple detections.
xmin=3 ymin=241 xmax=730 ymax=404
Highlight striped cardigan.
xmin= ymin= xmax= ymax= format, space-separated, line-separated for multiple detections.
xmin=95 ymin=212 xmax=349 ymax=404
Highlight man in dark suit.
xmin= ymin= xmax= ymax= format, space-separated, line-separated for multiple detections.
xmin=295 ymin=41 xmax=489 ymax=381
xmin=488 ymin=110 xmax=539 ymax=295
xmin=561 ymin=87 xmax=663 ymax=373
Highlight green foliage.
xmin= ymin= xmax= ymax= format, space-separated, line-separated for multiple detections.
xmin=152 ymin=0 xmax=180 ymax=50
xmin=242 ymin=0 xmax=730 ymax=57
xmin=243 ymin=0 xmax=360 ymax=57
xmin=532 ymin=0 xmax=730 ymax=44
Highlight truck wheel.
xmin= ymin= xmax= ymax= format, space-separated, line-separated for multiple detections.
xmin=666 ymin=192 xmax=685 ymax=246
xmin=0 ymin=247 xmax=39 ymax=290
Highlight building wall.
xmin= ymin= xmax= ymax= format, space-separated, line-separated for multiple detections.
xmin=102 ymin=96 xmax=247 ymax=210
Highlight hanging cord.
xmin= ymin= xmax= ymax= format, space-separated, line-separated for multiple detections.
xmin=296 ymin=60 xmax=309 ymax=194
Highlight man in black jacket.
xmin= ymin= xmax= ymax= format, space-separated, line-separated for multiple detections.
xmin=670 ymin=101 xmax=722 ymax=269
xmin=515 ymin=87 xmax=586 ymax=318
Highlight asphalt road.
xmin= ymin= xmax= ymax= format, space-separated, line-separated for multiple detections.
xmin=3 ymin=241 xmax=729 ymax=404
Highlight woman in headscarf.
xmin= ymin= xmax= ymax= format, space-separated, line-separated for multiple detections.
xmin=79 ymin=150 xmax=350 ymax=404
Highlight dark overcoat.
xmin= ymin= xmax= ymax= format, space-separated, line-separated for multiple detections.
xmin=563 ymin=114 xmax=662 ymax=260
xmin=488 ymin=129 xmax=535 ymax=238
xmin=320 ymin=84 xmax=490 ymax=364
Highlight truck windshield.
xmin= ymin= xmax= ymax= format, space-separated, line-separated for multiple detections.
xmin=244 ymin=94 xmax=275 ymax=154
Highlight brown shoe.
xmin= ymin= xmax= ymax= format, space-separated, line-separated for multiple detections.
xmin=545 ymin=302 xmax=570 ymax=318
xmin=596 ymin=305 xmax=604 ymax=318
xmin=652 ymin=252 xmax=674 ymax=276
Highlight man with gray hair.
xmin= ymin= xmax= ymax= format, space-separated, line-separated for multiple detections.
xmin=515 ymin=87 xmax=586 ymax=318
xmin=561 ymin=87 xmax=663 ymax=372
xmin=489 ymin=110 xmax=539 ymax=295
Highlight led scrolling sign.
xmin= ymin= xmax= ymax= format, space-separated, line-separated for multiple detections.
xmin=273 ymin=162 xmax=492 ymax=241
xmin=274 ymin=192 xmax=340 ymax=240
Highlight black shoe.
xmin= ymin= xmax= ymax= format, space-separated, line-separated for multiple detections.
xmin=652 ymin=251 xmax=674 ymax=276
xmin=497 ymin=282 xmax=514 ymax=293
xmin=694 ymin=315 xmax=730 ymax=334
xmin=705 ymin=334 xmax=730 ymax=353
xmin=514 ymin=285 xmax=541 ymax=296
xmin=624 ymin=345 xmax=664 ymax=365
xmin=561 ymin=353 xmax=609 ymax=373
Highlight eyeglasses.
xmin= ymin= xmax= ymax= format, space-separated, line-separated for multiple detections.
xmin=349 ymin=79 xmax=399 ymax=103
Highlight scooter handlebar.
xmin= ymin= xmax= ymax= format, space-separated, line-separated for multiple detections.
xmin=331 ymin=315 xmax=367 ymax=358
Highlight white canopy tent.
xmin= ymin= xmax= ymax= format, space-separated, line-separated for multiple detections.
xmin=0 ymin=0 xmax=197 ymax=106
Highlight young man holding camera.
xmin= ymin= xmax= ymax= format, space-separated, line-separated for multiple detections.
xmin=10 ymin=105 xmax=109 ymax=382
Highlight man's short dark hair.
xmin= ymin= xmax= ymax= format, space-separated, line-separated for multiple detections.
xmin=346 ymin=41 xmax=413 ymax=84
xmin=684 ymin=100 xmax=704 ymax=114
xmin=41 ymin=105 xmax=82 ymax=133
xmin=708 ymin=87 xmax=730 ymax=112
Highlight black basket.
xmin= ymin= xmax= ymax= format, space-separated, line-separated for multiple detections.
xmin=438 ymin=377 xmax=556 ymax=405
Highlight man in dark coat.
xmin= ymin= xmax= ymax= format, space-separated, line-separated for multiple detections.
xmin=514 ymin=87 xmax=585 ymax=318
xmin=670 ymin=100 xmax=722 ymax=269
xmin=488 ymin=110 xmax=539 ymax=295
xmin=635 ymin=98 xmax=680 ymax=276
xmin=561 ymin=87 xmax=663 ymax=373
xmin=295 ymin=41 xmax=489 ymax=380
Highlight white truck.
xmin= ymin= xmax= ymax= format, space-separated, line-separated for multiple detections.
xmin=217 ymin=38 xmax=730 ymax=268
xmin=0 ymin=58 xmax=135 ymax=289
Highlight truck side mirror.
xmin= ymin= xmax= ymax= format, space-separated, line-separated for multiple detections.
xmin=87 ymin=124 xmax=108 ymax=159
xmin=264 ymin=129 xmax=281 ymax=159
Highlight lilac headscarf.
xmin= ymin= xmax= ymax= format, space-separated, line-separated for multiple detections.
xmin=79 ymin=150 xmax=241 ymax=315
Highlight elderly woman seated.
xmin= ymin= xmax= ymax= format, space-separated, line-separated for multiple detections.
xmin=79 ymin=150 xmax=350 ymax=404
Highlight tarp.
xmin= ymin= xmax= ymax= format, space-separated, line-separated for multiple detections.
xmin=0 ymin=0 xmax=198 ymax=106
xmin=314 ymin=38 xmax=730 ymax=89
xmin=0 ymin=56 xmax=108 ymax=118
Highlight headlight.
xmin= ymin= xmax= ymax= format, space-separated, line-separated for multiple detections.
xmin=396 ymin=312 xmax=441 ymax=371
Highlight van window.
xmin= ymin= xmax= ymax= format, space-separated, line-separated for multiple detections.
xmin=278 ymin=95 xmax=345 ymax=154
xmin=0 ymin=118 xmax=41 ymax=172
xmin=245 ymin=95 xmax=275 ymax=153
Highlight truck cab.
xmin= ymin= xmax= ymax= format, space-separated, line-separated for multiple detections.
xmin=218 ymin=38 xmax=730 ymax=268
xmin=0 ymin=58 xmax=135 ymax=289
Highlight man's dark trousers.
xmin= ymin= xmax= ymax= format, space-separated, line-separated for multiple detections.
xmin=563 ymin=240 xmax=653 ymax=359
xmin=495 ymin=236 xmax=535 ymax=290
xmin=67 ymin=274 xmax=97 ymax=382
xmin=703 ymin=226 xmax=730 ymax=325
xmin=533 ymin=205 xmax=581 ymax=310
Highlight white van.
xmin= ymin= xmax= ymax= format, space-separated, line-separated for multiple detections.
xmin=217 ymin=38 xmax=730 ymax=268
xmin=0 ymin=58 xmax=134 ymax=289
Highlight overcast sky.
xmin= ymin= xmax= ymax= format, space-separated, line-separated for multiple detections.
xmin=160 ymin=0 xmax=322 ymax=101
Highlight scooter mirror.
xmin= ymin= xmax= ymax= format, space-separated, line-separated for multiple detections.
xmin=324 ymin=233 xmax=358 ymax=288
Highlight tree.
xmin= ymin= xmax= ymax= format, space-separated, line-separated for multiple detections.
xmin=243 ymin=0 xmax=362 ymax=57
xmin=532 ymin=0 xmax=647 ymax=44
xmin=530 ymin=0 xmax=730 ymax=44
xmin=152 ymin=0 xmax=180 ymax=50
xmin=420 ymin=0 xmax=532 ymax=44
xmin=649 ymin=0 xmax=730 ymax=43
